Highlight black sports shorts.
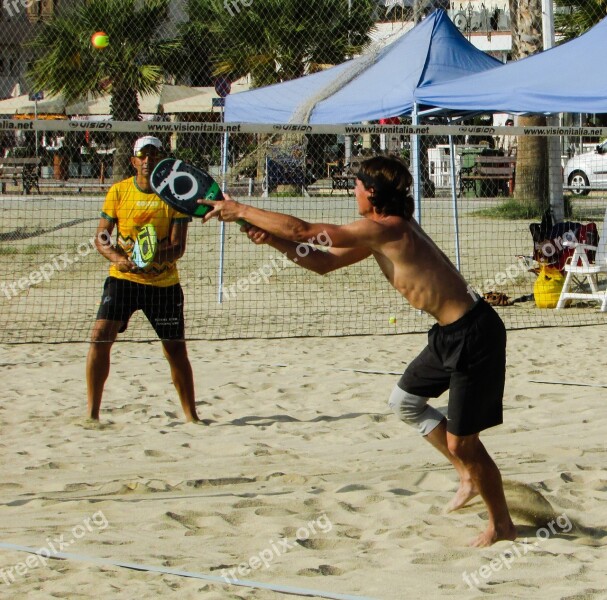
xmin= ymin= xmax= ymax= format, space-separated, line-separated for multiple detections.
xmin=96 ymin=276 xmax=185 ymax=340
xmin=398 ymin=299 xmax=506 ymax=436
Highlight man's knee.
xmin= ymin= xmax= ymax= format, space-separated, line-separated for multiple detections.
xmin=90 ymin=320 xmax=120 ymax=345
xmin=388 ymin=385 xmax=444 ymax=435
xmin=162 ymin=340 xmax=189 ymax=361
xmin=388 ymin=386 xmax=426 ymax=421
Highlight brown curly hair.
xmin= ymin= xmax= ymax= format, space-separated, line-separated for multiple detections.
xmin=356 ymin=155 xmax=414 ymax=220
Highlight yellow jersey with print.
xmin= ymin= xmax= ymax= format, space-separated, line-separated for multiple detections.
xmin=100 ymin=177 xmax=191 ymax=287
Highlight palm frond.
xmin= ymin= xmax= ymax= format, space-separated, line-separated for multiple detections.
xmin=26 ymin=0 xmax=179 ymax=108
xmin=554 ymin=0 xmax=606 ymax=42
xmin=188 ymin=0 xmax=375 ymax=87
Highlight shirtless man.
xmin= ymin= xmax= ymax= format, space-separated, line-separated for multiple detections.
xmin=203 ymin=155 xmax=515 ymax=547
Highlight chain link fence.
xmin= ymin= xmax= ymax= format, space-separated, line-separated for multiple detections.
xmin=0 ymin=1 xmax=606 ymax=342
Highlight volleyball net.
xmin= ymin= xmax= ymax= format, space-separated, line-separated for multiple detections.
xmin=1 ymin=120 xmax=606 ymax=343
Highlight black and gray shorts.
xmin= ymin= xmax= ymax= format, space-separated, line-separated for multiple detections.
xmin=399 ymin=299 xmax=506 ymax=436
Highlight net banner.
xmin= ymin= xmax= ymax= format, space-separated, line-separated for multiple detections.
xmin=1 ymin=124 xmax=606 ymax=343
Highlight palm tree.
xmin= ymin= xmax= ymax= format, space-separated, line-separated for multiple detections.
xmin=183 ymin=0 xmax=376 ymax=87
xmin=509 ymin=0 xmax=549 ymax=212
xmin=26 ymin=0 xmax=182 ymax=181
xmin=183 ymin=0 xmax=376 ymax=189
xmin=554 ymin=0 xmax=607 ymax=41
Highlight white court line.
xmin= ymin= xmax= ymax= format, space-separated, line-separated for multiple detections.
xmin=1 ymin=355 xmax=404 ymax=376
xmin=0 ymin=542 xmax=376 ymax=600
xmin=338 ymin=368 xmax=401 ymax=375
xmin=529 ymin=380 xmax=607 ymax=388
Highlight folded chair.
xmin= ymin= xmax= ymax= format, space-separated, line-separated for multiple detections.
xmin=556 ymin=208 xmax=607 ymax=311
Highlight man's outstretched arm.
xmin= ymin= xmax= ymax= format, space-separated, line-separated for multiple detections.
xmin=245 ymin=226 xmax=372 ymax=275
xmin=202 ymin=196 xmax=383 ymax=249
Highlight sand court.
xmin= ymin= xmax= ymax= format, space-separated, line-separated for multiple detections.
xmin=1 ymin=325 xmax=607 ymax=598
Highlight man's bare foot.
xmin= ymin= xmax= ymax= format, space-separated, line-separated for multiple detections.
xmin=185 ymin=416 xmax=215 ymax=425
xmin=80 ymin=417 xmax=112 ymax=429
xmin=445 ymin=481 xmax=479 ymax=513
xmin=469 ymin=522 xmax=517 ymax=547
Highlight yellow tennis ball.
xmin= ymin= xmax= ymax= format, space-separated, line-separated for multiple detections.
xmin=389 ymin=316 xmax=397 ymax=324
xmin=91 ymin=31 xmax=109 ymax=50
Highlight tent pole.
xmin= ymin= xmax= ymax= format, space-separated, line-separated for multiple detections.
xmin=218 ymin=130 xmax=229 ymax=303
xmin=411 ymin=102 xmax=422 ymax=224
xmin=542 ymin=0 xmax=564 ymax=222
xmin=34 ymin=99 xmax=39 ymax=157
xmin=448 ymin=133 xmax=461 ymax=270
xmin=345 ymin=135 xmax=352 ymax=167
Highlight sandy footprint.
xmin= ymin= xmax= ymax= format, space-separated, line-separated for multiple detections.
xmin=165 ymin=511 xmax=201 ymax=532
xmin=297 ymin=537 xmax=345 ymax=550
xmin=254 ymin=506 xmax=297 ymax=517
xmin=76 ymin=418 xmax=116 ymax=430
xmin=336 ymin=484 xmax=370 ymax=493
xmin=297 ymin=564 xmax=344 ymax=576
xmin=143 ymin=449 xmax=168 ymax=458
xmin=25 ymin=461 xmax=66 ymax=470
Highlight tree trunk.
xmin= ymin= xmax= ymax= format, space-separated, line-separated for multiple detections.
xmin=514 ymin=114 xmax=549 ymax=212
xmin=508 ymin=0 xmax=519 ymax=59
xmin=110 ymin=85 xmax=142 ymax=182
xmin=510 ymin=0 xmax=549 ymax=213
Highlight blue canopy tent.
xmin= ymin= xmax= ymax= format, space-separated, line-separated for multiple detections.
xmin=414 ymin=16 xmax=607 ymax=112
xmin=413 ymin=17 xmax=607 ymax=226
xmin=223 ymin=10 xmax=502 ymax=274
xmin=225 ymin=9 xmax=501 ymax=124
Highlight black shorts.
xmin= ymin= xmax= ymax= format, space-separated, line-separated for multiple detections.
xmin=96 ymin=277 xmax=185 ymax=340
xmin=398 ymin=299 xmax=506 ymax=436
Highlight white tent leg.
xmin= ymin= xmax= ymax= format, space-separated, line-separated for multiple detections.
xmin=448 ymin=134 xmax=461 ymax=271
xmin=411 ymin=102 xmax=422 ymax=224
xmin=541 ymin=0 xmax=564 ymax=223
xmin=548 ymin=115 xmax=565 ymax=222
xmin=218 ymin=131 xmax=229 ymax=303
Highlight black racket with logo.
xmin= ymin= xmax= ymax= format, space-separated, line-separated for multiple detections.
xmin=151 ymin=158 xmax=223 ymax=218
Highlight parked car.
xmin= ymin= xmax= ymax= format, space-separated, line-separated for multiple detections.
xmin=564 ymin=138 xmax=607 ymax=195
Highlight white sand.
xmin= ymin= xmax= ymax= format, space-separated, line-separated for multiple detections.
xmin=1 ymin=324 xmax=607 ymax=599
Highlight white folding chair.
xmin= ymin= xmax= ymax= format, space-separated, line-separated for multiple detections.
xmin=556 ymin=208 xmax=607 ymax=311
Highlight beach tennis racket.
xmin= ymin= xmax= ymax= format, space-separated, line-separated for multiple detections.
xmin=151 ymin=158 xmax=246 ymax=225
xmin=131 ymin=223 xmax=157 ymax=268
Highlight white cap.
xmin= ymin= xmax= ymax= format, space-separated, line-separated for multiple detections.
xmin=133 ymin=136 xmax=162 ymax=155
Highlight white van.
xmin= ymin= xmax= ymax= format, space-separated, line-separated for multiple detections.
xmin=564 ymin=139 xmax=607 ymax=195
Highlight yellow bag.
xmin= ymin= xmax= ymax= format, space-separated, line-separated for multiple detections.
xmin=533 ymin=265 xmax=565 ymax=308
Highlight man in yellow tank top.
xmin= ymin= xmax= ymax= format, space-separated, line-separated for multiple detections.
xmin=86 ymin=136 xmax=199 ymax=423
